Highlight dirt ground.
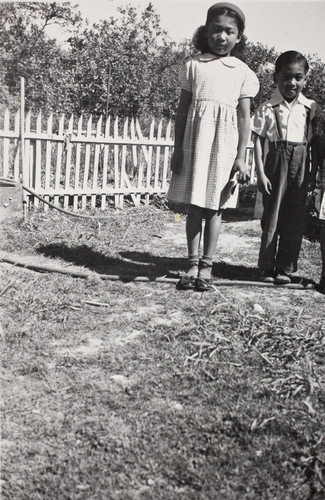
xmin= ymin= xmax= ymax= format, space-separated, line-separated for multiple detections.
xmin=1 ymin=206 xmax=325 ymax=500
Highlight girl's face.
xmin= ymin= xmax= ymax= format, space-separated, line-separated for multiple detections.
xmin=274 ymin=61 xmax=307 ymax=102
xmin=207 ymin=14 xmax=241 ymax=57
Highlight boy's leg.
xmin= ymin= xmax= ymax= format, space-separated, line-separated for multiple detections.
xmin=276 ymin=144 xmax=308 ymax=275
xmin=276 ymin=185 xmax=306 ymax=274
xmin=258 ymin=146 xmax=288 ymax=273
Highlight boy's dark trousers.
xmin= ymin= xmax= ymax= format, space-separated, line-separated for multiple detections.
xmin=258 ymin=140 xmax=308 ymax=273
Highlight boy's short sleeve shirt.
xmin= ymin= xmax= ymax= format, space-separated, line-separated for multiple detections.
xmin=251 ymin=89 xmax=319 ymax=143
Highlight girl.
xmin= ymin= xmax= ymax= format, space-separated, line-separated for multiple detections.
xmin=168 ymin=2 xmax=259 ymax=291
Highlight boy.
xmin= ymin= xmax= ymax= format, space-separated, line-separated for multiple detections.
xmin=251 ymin=51 xmax=319 ymax=284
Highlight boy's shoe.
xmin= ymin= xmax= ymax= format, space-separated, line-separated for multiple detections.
xmin=274 ymin=269 xmax=291 ymax=285
xmin=259 ymin=269 xmax=275 ymax=283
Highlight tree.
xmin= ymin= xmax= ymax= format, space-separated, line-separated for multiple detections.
xmin=66 ymin=3 xmax=191 ymax=118
xmin=0 ymin=1 xmax=82 ymax=113
xmin=1 ymin=2 xmax=324 ymax=119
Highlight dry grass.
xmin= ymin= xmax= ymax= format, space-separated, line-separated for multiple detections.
xmin=1 ymin=205 xmax=325 ymax=499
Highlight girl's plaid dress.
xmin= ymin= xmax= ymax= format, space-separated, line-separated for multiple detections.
xmin=167 ymin=54 xmax=259 ymax=210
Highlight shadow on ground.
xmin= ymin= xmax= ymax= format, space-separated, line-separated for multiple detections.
xmin=37 ymin=243 xmax=258 ymax=280
xmin=36 ymin=243 xmax=313 ymax=286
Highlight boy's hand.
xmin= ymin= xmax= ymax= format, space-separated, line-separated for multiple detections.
xmin=230 ymin=158 xmax=249 ymax=184
xmin=171 ymin=149 xmax=183 ymax=175
xmin=257 ymin=174 xmax=272 ymax=195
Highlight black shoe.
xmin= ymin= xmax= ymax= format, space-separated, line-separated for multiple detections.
xmin=274 ymin=269 xmax=291 ymax=285
xmin=195 ymin=277 xmax=214 ymax=292
xmin=177 ymin=275 xmax=196 ymax=290
xmin=259 ymin=269 xmax=275 ymax=283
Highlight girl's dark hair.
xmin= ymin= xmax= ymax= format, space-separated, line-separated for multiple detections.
xmin=192 ymin=7 xmax=246 ymax=60
xmin=192 ymin=26 xmax=246 ymax=61
xmin=275 ymin=51 xmax=309 ymax=74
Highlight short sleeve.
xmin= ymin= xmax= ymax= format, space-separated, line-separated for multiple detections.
xmin=239 ymin=67 xmax=260 ymax=100
xmin=179 ymin=60 xmax=193 ymax=92
xmin=251 ymin=104 xmax=271 ymax=138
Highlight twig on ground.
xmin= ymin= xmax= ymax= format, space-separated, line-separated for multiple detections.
xmin=81 ymin=300 xmax=110 ymax=307
xmin=0 ymin=277 xmax=19 ymax=297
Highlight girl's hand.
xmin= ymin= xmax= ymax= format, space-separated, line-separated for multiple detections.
xmin=230 ymin=158 xmax=249 ymax=184
xmin=257 ymin=174 xmax=272 ymax=195
xmin=171 ymin=148 xmax=183 ymax=175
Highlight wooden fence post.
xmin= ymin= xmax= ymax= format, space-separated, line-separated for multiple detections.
xmin=20 ymin=77 xmax=27 ymax=217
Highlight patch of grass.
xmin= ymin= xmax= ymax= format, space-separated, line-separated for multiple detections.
xmin=1 ymin=206 xmax=325 ymax=499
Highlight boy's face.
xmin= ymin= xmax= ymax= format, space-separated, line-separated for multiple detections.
xmin=274 ymin=61 xmax=307 ymax=102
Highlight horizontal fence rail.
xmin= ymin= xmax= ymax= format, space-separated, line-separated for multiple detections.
xmin=0 ymin=108 xmax=256 ymax=211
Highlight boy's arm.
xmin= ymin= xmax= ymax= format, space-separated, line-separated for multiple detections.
xmin=230 ymin=97 xmax=251 ymax=183
xmin=170 ymin=89 xmax=192 ymax=174
xmin=253 ymin=132 xmax=272 ymax=195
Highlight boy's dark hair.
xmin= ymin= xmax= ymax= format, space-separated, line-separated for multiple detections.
xmin=275 ymin=51 xmax=309 ymax=74
xmin=192 ymin=6 xmax=246 ymax=60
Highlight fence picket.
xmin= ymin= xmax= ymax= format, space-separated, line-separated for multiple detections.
xmin=54 ymin=115 xmax=65 ymax=206
xmin=13 ymin=111 xmax=20 ymax=181
xmin=135 ymin=118 xmax=149 ymax=163
xmin=162 ymin=119 xmax=172 ymax=189
xmin=43 ymin=113 xmax=53 ymax=210
xmin=146 ymin=119 xmax=155 ymax=205
xmin=113 ymin=116 xmax=120 ymax=207
xmin=64 ymin=115 xmax=74 ymax=209
xmin=120 ymin=118 xmax=128 ymax=207
xmin=33 ymin=111 xmax=43 ymax=207
xmin=3 ymin=109 xmax=10 ymax=178
xmin=101 ymin=116 xmax=110 ymax=210
xmin=130 ymin=118 xmax=140 ymax=206
xmin=73 ymin=115 xmax=83 ymax=211
xmin=154 ymin=119 xmax=162 ymax=190
xmin=91 ymin=115 xmax=102 ymax=208
xmin=24 ymin=111 xmax=31 ymax=205
xmin=82 ymin=115 xmax=92 ymax=209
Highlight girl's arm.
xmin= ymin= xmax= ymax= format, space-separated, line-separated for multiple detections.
xmin=230 ymin=97 xmax=251 ymax=183
xmin=171 ymin=89 xmax=192 ymax=174
xmin=253 ymin=132 xmax=272 ymax=195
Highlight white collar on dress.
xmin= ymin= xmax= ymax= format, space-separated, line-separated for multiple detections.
xmin=269 ymin=88 xmax=312 ymax=109
xmin=197 ymin=53 xmax=242 ymax=67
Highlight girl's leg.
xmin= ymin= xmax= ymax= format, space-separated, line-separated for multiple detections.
xmin=185 ymin=204 xmax=204 ymax=277
xmin=199 ymin=208 xmax=222 ymax=280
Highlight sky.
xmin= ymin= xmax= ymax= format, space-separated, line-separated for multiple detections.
xmin=68 ymin=0 xmax=325 ymax=62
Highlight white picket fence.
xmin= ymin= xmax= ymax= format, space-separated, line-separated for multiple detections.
xmin=0 ymin=107 xmax=256 ymax=211
xmin=0 ymin=107 xmax=178 ymax=210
